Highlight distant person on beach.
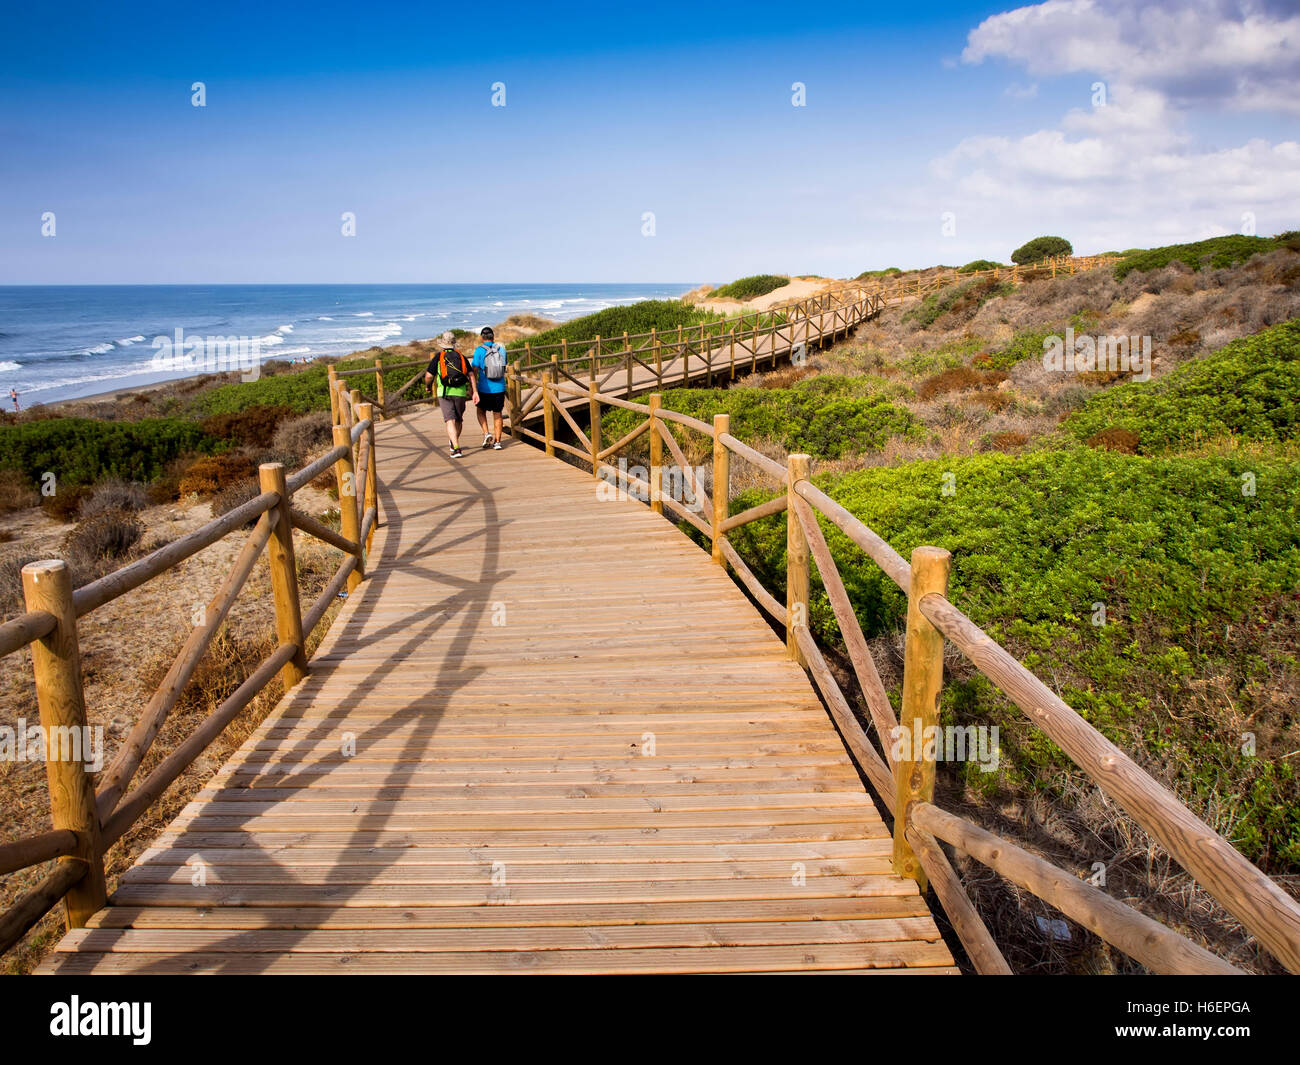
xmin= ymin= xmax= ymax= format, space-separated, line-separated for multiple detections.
xmin=472 ymin=327 xmax=508 ymax=450
xmin=9 ymin=388 xmax=18 ymax=412
xmin=424 ymin=332 xmax=478 ymax=458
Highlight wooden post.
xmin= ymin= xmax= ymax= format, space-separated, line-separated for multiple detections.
xmin=625 ymin=351 xmax=633 ymax=398
xmin=728 ymin=329 xmax=736 ymax=381
xmin=543 ymin=360 xmax=556 ymax=458
xmin=327 ymin=366 xmax=340 ymax=425
xmin=679 ymin=324 xmax=689 ymax=386
xmin=592 ymin=336 xmax=600 ymax=383
xmin=21 ymin=560 xmax=107 ymax=928
xmin=1013 ymin=263 xmax=1020 ymax=284
xmin=785 ymin=455 xmax=811 ymax=662
xmin=332 ymin=424 xmax=364 ymax=592
xmin=588 ymin=382 xmax=602 ymax=480
xmin=506 ymin=366 xmax=520 ymax=439
xmin=374 ymin=359 xmax=385 ymax=420
xmin=358 ymin=401 xmax=378 ymax=552
xmin=349 ymin=388 xmax=362 ymax=464
xmin=648 ymin=393 xmax=663 ymax=515
xmin=711 ymin=414 xmax=730 ymax=565
xmin=258 ymin=464 xmax=308 ymax=687
xmin=893 ymin=546 xmax=951 ymax=890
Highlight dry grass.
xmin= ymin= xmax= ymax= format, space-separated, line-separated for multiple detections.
xmin=0 ymin=485 xmax=344 ymax=974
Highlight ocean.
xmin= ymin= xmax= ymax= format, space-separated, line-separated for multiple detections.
xmin=0 ymin=283 xmax=694 ymax=407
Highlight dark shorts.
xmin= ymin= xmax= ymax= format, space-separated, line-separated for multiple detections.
xmin=476 ymin=391 xmax=506 ymax=413
xmin=438 ymin=395 xmax=468 ymax=421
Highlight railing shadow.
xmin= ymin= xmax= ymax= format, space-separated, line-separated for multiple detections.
xmin=106 ymin=406 xmax=514 ymax=973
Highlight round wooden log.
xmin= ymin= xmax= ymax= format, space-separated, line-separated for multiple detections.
xmin=911 ymin=803 xmax=1241 ymax=975
xmin=332 ymin=425 xmax=364 ymax=592
xmin=259 ymin=464 xmax=308 ymax=688
xmin=785 ymin=455 xmax=811 ymax=663
xmin=711 ymin=414 xmax=730 ymax=565
xmin=20 ymin=560 xmax=106 ymax=928
xmin=892 ymin=546 xmax=950 ymax=890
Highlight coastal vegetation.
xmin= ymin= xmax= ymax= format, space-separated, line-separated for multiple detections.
xmin=1011 ymin=235 xmax=1073 ymax=263
xmin=709 ymin=274 xmax=791 ymax=300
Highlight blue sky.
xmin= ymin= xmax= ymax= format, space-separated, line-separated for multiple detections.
xmin=2 ymin=0 xmax=1297 ymax=283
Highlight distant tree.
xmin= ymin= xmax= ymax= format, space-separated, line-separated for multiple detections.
xmin=1011 ymin=236 xmax=1073 ymax=264
xmin=959 ymin=259 xmax=1004 ymax=273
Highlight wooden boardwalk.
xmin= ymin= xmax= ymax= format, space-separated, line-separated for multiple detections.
xmin=38 ymin=408 xmax=954 ymax=974
xmin=512 ymin=295 xmax=878 ymax=427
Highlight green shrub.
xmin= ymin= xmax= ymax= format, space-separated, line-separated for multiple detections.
xmin=515 ymin=301 xmax=716 ymax=351
xmin=1011 ymin=235 xmax=1073 ymax=264
xmin=1065 ymin=319 xmax=1300 ymax=451
xmin=857 ymin=267 xmax=903 ymax=280
xmin=725 ymin=447 xmax=1300 ymax=864
xmin=982 ymin=326 xmax=1056 ymax=371
xmin=1113 ymin=234 xmax=1286 ymax=280
xmin=959 ymin=259 xmax=1004 ymax=273
xmin=0 ymin=417 xmax=212 ymax=488
xmin=191 ymin=365 xmax=334 ymax=416
xmin=905 ymin=278 xmax=1010 ymax=330
xmin=711 ymin=275 xmax=791 ymax=300
xmin=602 ymin=377 xmax=916 ymax=461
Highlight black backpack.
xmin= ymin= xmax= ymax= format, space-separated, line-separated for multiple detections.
xmin=437 ymin=348 xmax=470 ymax=389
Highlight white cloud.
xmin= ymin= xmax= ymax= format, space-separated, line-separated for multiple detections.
xmin=963 ymin=0 xmax=1300 ymax=114
xmin=924 ymin=1 xmax=1300 ymax=255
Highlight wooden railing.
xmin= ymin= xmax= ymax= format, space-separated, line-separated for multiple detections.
xmin=327 ymin=255 xmax=1119 ymax=427
xmin=0 ymin=385 xmax=379 ymax=957
xmin=513 ymin=368 xmax=1300 ymax=975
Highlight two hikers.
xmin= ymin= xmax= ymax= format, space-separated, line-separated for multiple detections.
xmin=424 ymin=328 xmax=509 ymax=457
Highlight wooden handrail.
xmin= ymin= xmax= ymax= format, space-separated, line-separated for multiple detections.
xmin=0 ymin=829 xmax=79 ymax=878
xmin=0 ymin=861 xmax=86 ymax=956
xmin=72 ymin=491 xmax=279 ymax=617
xmin=0 ymin=367 xmax=392 ymax=956
xmin=512 ymin=258 xmax=1113 ymax=370
xmin=101 ymin=643 xmax=299 ymax=847
xmin=290 ymin=507 xmax=361 ymax=556
xmin=916 ymin=591 xmax=1300 ymax=973
xmin=901 ymin=824 xmax=1013 ymax=975
xmin=0 ymin=610 xmax=56 ymax=659
xmin=910 ymin=802 xmax=1242 ymax=976
xmin=94 ymin=509 xmax=279 ymax=819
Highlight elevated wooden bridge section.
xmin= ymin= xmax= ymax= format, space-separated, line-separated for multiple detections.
xmin=34 ymin=410 xmax=955 ymax=974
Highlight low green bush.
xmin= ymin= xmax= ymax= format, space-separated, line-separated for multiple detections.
xmin=1011 ymin=235 xmax=1073 ymax=264
xmin=710 ymin=275 xmax=790 ymax=300
xmin=602 ymin=377 xmax=917 ymax=461
xmin=959 ymin=259 xmax=1004 ymax=273
xmin=0 ymin=417 xmax=212 ymax=488
xmin=1065 ymin=318 xmax=1300 ymax=451
xmin=515 ymin=301 xmax=716 ymax=351
xmin=1113 ymin=235 xmax=1286 ymax=280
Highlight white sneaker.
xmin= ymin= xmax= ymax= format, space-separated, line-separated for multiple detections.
xmin=481 ymin=433 xmax=493 ymax=450
xmin=492 ymin=440 xmax=503 ymax=450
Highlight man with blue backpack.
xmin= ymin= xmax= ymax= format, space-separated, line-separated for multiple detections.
xmin=472 ymin=326 xmax=508 ymax=451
